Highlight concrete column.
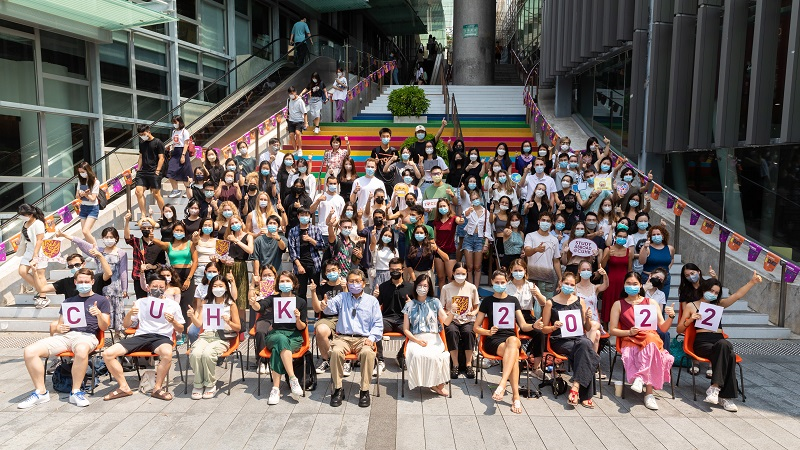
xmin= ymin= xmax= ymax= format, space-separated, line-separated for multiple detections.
xmin=781 ymin=0 xmax=800 ymax=142
xmin=714 ymin=0 xmax=748 ymax=147
xmin=452 ymin=0 xmax=495 ymax=85
xmin=688 ymin=1 xmax=722 ymax=149
xmin=746 ymin=0 xmax=780 ymax=145
xmin=664 ymin=0 xmax=697 ymax=152
xmin=554 ymin=75 xmax=571 ymax=118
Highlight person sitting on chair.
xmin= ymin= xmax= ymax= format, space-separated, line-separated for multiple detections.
xmin=102 ymin=275 xmax=185 ymax=401
xmin=323 ymin=269 xmax=383 ymax=408
xmin=374 ymin=257 xmax=414 ymax=373
xmin=474 ymin=270 xmax=537 ymax=414
xmin=250 ymin=271 xmax=307 ymax=405
xmin=19 ymin=269 xmax=110 ymax=409
xmin=440 ymin=262 xmax=480 ymax=379
xmin=310 ymin=261 xmax=347 ymax=375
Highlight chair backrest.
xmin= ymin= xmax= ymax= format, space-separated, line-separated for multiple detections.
xmin=682 ymin=323 xmax=698 ymax=356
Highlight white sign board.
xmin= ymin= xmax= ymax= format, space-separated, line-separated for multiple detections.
xmin=634 ymin=304 xmax=657 ymax=331
xmin=558 ymin=309 xmax=584 ymax=338
xmin=568 ymin=238 xmax=598 ymax=257
xmin=273 ymin=297 xmax=297 ymax=324
xmin=695 ymin=303 xmax=724 ymax=331
xmin=63 ymin=302 xmax=87 ymax=328
xmin=492 ymin=302 xmax=515 ymax=329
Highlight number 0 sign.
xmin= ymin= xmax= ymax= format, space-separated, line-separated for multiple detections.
xmin=634 ymin=304 xmax=657 ymax=331
xmin=492 ymin=302 xmax=515 ymax=329
xmin=695 ymin=303 xmax=724 ymax=331
xmin=558 ymin=310 xmax=584 ymax=337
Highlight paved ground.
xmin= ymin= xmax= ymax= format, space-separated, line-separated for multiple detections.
xmin=1 ymin=333 xmax=800 ymax=450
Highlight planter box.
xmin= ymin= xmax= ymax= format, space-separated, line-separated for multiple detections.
xmin=393 ymin=115 xmax=427 ymax=123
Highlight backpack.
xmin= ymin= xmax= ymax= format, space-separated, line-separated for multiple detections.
xmin=52 ymin=360 xmax=104 ymax=393
xmin=669 ymin=335 xmax=692 ymax=368
xmin=284 ymin=351 xmax=316 ymax=391
xmin=97 ymin=186 xmax=109 ymax=210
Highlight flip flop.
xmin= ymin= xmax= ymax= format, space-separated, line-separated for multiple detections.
xmin=492 ymin=385 xmax=506 ymax=401
xmin=103 ymin=389 xmax=133 ymax=401
xmin=567 ymin=388 xmax=579 ymax=406
xmin=581 ymin=399 xmax=595 ymax=409
xmin=511 ymin=399 xmax=523 ymax=414
xmin=151 ymin=388 xmax=173 ymax=401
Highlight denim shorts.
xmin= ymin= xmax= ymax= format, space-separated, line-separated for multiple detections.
xmin=79 ymin=204 xmax=99 ymax=219
xmin=455 ymin=221 xmax=467 ymax=238
xmin=463 ymin=234 xmax=485 ymax=252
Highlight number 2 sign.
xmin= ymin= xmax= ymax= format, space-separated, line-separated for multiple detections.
xmin=558 ymin=310 xmax=584 ymax=337
xmin=695 ymin=303 xmax=724 ymax=331
xmin=634 ymin=304 xmax=657 ymax=331
xmin=493 ymin=302 xmax=515 ymax=329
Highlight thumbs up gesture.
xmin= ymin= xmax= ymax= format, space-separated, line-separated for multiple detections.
xmin=664 ymin=302 xmax=675 ymax=318
xmin=89 ymin=301 xmax=101 ymax=317
xmin=708 ymin=265 xmax=717 ymax=278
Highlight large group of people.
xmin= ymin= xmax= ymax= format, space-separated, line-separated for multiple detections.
xmin=16 ymin=122 xmax=762 ymax=415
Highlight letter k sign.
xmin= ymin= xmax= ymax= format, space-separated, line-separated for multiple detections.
xmin=273 ymin=297 xmax=296 ymax=323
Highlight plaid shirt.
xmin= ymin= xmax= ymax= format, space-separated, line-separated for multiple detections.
xmin=125 ymin=236 xmax=166 ymax=279
xmin=288 ymin=225 xmax=326 ymax=274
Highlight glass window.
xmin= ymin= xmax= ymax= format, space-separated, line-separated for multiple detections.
xmin=177 ymin=0 xmax=197 ymax=19
xmin=99 ymin=40 xmax=130 ymax=87
xmin=137 ymin=96 xmax=170 ymax=122
xmin=180 ymin=76 xmax=200 ymax=98
xmin=178 ymin=21 xmax=199 ymax=44
xmin=0 ymin=107 xmax=41 ymax=177
xmin=134 ymin=34 xmax=167 ymax=66
xmin=103 ymin=121 xmax=134 ymax=149
xmin=235 ymin=0 xmax=248 ymax=15
xmin=235 ymin=16 xmax=250 ymax=56
xmin=0 ymin=19 xmax=33 ymax=34
xmin=0 ymin=33 xmax=36 ymax=104
xmin=202 ymin=56 xmax=227 ymax=80
xmin=200 ymin=1 xmax=226 ymax=53
xmin=179 ymin=48 xmax=198 ymax=73
xmin=135 ymin=65 xmax=168 ymax=95
xmin=43 ymin=79 xmax=90 ymax=112
xmin=44 ymin=114 xmax=89 ymax=178
xmin=204 ymin=80 xmax=227 ymax=103
xmin=102 ymin=89 xmax=133 ymax=117
xmin=40 ymin=31 xmax=87 ymax=78
xmin=143 ymin=23 xmax=167 ymax=35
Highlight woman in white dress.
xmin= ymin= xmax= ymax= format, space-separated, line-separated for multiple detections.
xmin=403 ymin=274 xmax=454 ymax=396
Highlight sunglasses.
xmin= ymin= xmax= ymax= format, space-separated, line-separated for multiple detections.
xmin=67 ymin=263 xmax=82 ymax=269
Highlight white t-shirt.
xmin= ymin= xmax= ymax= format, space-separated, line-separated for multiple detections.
xmin=524 ymin=173 xmax=557 ymax=201
xmin=78 ymin=179 xmax=101 ymax=206
xmin=645 ymin=289 xmax=667 ymax=306
xmin=260 ymin=151 xmax=285 ymax=176
xmin=133 ymin=297 xmax=185 ymax=338
xmin=194 ymin=284 xmax=208 ymax=300
xmin=332 ymin=75 xmax=348 ymax=101
xmin=375 ymin=246 xmax=399 ymax=271
xmin=288 ymin=173 xmax=317 ymax=200
xmin=353 ymin=176 xmax=385 ymax=210
xmin=523 ymin=231 xmax=561 ymax=283
xmin=505 ymin=281 xmax=537 ymax=311
xmin=465 ymin=207 xmax=492 ymax=239
xmin=317 ymin=193 xmax=345 ymax=235
xmin=171 ymin=128 xmax=191 ymax=148
xmin=440 ymin=281 xmax=480 ymax=325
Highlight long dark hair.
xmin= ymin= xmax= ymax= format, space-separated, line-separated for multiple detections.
xmin=378 ymin=227 xmax=397 ymax=252
xmin=172 ymin=115 xmax=185 ymax=130
xmin=678 ymin=263 xmax=703 ymax=302
xmin=204 ymin=275 xmax=234 ymax=305
xmin=76 ymin=161 xmax=97 ymax=190
xmin=18 ymin=203 xmax=45 ymax=223
xmin=201 ymin=261 xmax=221 ymax=286
xmin=413 ymin=273 xmax=435 ymax=299
xmin=494 ymin=142 xmax=512 ymax=168
xmin=407 ymin=224 xmax=432 ymax=259
xmin=620 ymin=271 xmax=645 ymax=299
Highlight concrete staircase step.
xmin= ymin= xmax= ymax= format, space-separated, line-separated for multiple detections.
xmin=0 ymin=305 xmax=62 ymax=319
xmin=0 ymin=319 xmax=52 ymax=333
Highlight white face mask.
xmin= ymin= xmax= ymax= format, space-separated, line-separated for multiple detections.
xmin=535 ymin=189 xmax=545 ymax=198
xmin=510 ymin=220 xmax=521 ymax=228
xmin=189 ymin=209 xmax=199 ymax=216
xmin=139 ymin=134 xmax=152 ymax=142
xmin=425 ymin=147 xmax=434 ymax=155
xmin=562 ymin=181 xmax=571 ymax=189
xmin=602 ymin=206 xmax=612 ymax=213
xmin=212 ymin=287 xmax=226 ymax=298
xmin=103 ymin=238 xmax=116 ymax=247
xmin=560 ymin=144 xmax=569 ymax=151
xmin=173 ymin=123 xmax=179 ymax=129
xmin=538 ymin=150 xmax=547 ymax=156
xmin=497 ymin=149 xmax=506 ymax=156
xmin=163 ymin=211 xmax=173 ymax=219
xmin=492 ymin=166 xmax=501 ymax=173
xmin=78 ymin=172 xmax=87 ymax=178
xmin=238 ymin=147 xmax=248 ymax=154
xmin=454 ymin=274 xmax=467 ymax=283
xmin=415 ymin=286 xmax=429 ymax=296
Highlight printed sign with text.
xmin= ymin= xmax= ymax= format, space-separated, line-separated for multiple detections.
xmin=695 ymin=303 xmax=724 ymax=331
xmin=558 ymin=309 xmax=584 ymax=338
xmin=273 ymin=297 xmax=297 ymax=324
xmin=63 ymin=302 xmax=87 ymax=328
xmin=634 ymin=304 xmax=658 ymax=331
xmin=492 ymin=302 xmax=515 ymax=329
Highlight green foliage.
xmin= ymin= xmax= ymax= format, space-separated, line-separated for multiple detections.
xmin=400 ymin=134 xmax=449 ymax=160
xmin=387 ymin=86 xmax=430 ymax=117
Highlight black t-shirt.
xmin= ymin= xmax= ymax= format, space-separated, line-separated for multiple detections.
xmin=306 ymin=81 xmax=327 ymax=98
xmin=297 ymin=228 xmax=315 ymax=270
xmin=378 ymin=279 xmax=413 ymax=320
xmin=371 ymin=146 xmax=397 ymax=185
xmin=183 ymin=217 xmax=203 ymax=235
xmin=412 ymin=139 xmax=437 ymax=161
xmin=139 ymin=139 xmax=165 ymax=174
xmin=256 ymin=295 xmax=308 ymax=330
xmin=53 ymin=273 xmax=111 ymax=298
xmin=316 ymin=280 xmax=345 ymax=318
xmin=479 ymin=295 xmax=521 ymax=342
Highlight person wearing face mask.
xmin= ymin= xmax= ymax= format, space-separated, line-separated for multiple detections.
xmin=369 ymin=226 xmax=399 ymax=289
xmin=402 ymin=274 xmax=454 ymax=396
xmin=521 ymin=157 xmax=557 ymax=206
xmin=541 ymin=272 xmax=601 ymax=408
xmin=16 ymin=204 xmax=49 ymax=305
xmin=74 ymin=162 xmax=101 ymax=247
xmin=500 ymin=213 xmax=525 ymax=268
xmin=574 ymin=260 xmax=609 ymax=349
xmin=638 ymin=225 xmax=674 ymax=301
xmin=311 ymin=177 xmax=345 ymax=239
xmin=186 ymin=275 xmax=241 ymax=399
xmin=234 ymin=142 xmax=256 ymax=180
xmin=246 ymin=192 xmax=278 ymax=236
xmin=337 ymin=157 xmax=357 ymax=200
xmin=18 ymin=269 xmax=111 ymax=410
xmin=446 ymin=139 xmax=466 ymax=183
xmin=189 ymin=168 xmax=212 ymax=218
xmin=676 ymin=272 xmax=762 ymax=412
xmin=431 ymin=198 xmax=462 ymax=290
xmin=323 ymin=269 xmax=383 ymax=407
xmin=370 ymin=127 xmax=398 ymax=192
xmin=134 ymin=124 xmax=166 ymax=217
xmin=256 ymin=161 xmax=278 ymax=203
xmin=310 ymin=262 xmax=348 ymax=373
xmin=283 ymin=178 xmax=313 ymax=230
xmin=523 ymin=212 xmax=563 ymax=300
xmin=300 ymin=71 xmax=326 ymax=134
xmin=259 ymin=137 xmax=285 ymax=176
xmin=514 ymin=140 xmax=536 ymax=174
xmin=323 ymin=135 xmax=351 ymax=177
xmin=287 ymin=157 xmax=317 ymax=201
xmin=148 ymin=223 xmax=198 ymax=340
xmin=181 ymin=199 xmax=204 ymax=235
xmin=578 ymin=167 xmax=609 ymax=213
xmin=58 ymin=227 xmax=128 ymax=336
xmin=489 ymin=142 xmax=512 ymax=171
xmin=331 ymin=67 xmax=348 ymax=122
xmin=285 ymin=86 xmax=308 ymax=156
xmin=288 ymin=208 xmax=326 ymax=301
xmin=463 ymin=191 xmax=493 ymax=285
xmin=222 ymin=217 xmax=254 ymax=324
xmin=251 ymin=215 xmax=287 ymax=278
xmin=385 ymin=146 xmax=423 ymax=189
xmin=559 ymin=191 xmax=585 ymax=231
xmin=215 ymin=169 xmax=243 ymax=205
xmin=505 ymin=259 xmax=547 ymax=375
xmin=608 ymin=272 xmax=675 ymax=410
xmin=102 ymin=276 xmax=185 ymax=402
xmin=350 ymin=158 xmax=385 ymax=211
xmin=553 ymin=152 xmax=578 ymax=188
xmin=166 ymin=115 xmax=193 ymax=199
xmin=370 ymin=258 xmax=412 ymax=374
xmin=621 ymin=193 xmax=650 ymax=221
xmin=410 ymin=120 xmax=447 ymax=161
xmin=678 ymin=263 xmax=718 ymax=304
xmin=440 ymin=263 xmax=480 ymax=378
xmin=214 ymin=200 xmax=238 ymax=237
xmin=123 ymin=213 xmax=166 ymax=299
xmin=203 ymin=148 xmax=225 ymax=185
xmin=33 ymin=252 xmax=112 ymax=326
xmin=250 ymin=271 xmax=308 ymax=404
xmin=277 ymin=153 xmax=296 ymax=197
xmin=600 ymin=227 xmax=634 ymax=323
xmin=191 ymin=219 xmax=219 ymax=286
xmin=617 ymin=167 xmax=653 ymax=207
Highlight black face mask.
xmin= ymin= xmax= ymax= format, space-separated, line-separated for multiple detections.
xmin=293 ymin=186 xmax=304 ymax=194
xmin=195 ymin=175 xmax=203 ymax=181
xmin=390 ymin=270 xmax=403 ymax=280
xmin=374 ymin=218 xmax=384 ymax=227
xmin=141 ymin=229 xmax=151 ymax=238
xmin=248 ymin=184 xmax=257 ymax=192
xmin=564 ymin=200 xmax=576 ymax=209
xmin=650 ymin=278 xmax=663 ymax=289
xmin=375 ymin=197 xmax=384 ymax=205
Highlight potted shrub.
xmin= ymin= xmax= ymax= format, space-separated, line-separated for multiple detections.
xmin=387 ymin=86 xmax=430 ymax=123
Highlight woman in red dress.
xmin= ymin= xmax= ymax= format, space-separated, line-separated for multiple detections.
xmin=600 ymin=226 xmax=633 ymax=323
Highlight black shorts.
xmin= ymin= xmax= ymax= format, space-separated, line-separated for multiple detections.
xmin=287 ymin=121 xmax=305 ymax=134
xmin=484 ymin=333 xmax=515 ymax=356
xmin=119 ymin=333 xmax=173 ymax=354
xmin=135 ymin=173 xmax=162 ymax=190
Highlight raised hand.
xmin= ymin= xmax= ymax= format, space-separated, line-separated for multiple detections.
xmin=88 ymin=301 xmax=101 ymax=317
xmin=664 ymin=303 xmax=675 ymax=317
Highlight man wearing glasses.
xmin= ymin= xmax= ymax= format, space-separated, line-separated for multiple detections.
xmin=323 ymin=269 xmax=383 ymax=408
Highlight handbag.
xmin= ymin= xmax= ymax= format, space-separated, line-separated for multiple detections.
xmin=186 ymin=137 xmax=196 ymax=157
xmin=669 ymin=334 xmax=692 ymax=368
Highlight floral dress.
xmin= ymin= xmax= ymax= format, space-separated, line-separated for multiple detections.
xmin=73 ymin=237 xmax=128 ymax=331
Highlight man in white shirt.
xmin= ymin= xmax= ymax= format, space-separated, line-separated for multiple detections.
xmin=259 ymin=138 xmax=285 ymax=175
xmin=350 ymin=158 xmax=384 ymax=211
xmin=311 ymin=176 xmax=345 ymax=237
xmin=523 ymin=212 xmax=562 ymax=299
xmin=102 ymin=276 xmax=185 ymax=401
xmin=286 ymin=86 xmax=308 ymax=156
xmin=521 ymin=157 xmax=557 ymax=205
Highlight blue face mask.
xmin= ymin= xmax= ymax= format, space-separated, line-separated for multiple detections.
xmin=498 ymin=176 xmax=507 ymax=183
xmin=222 ymin=210 xmax=233 ymax=218
xmin=574 ymin=229 xmax=585 ymax=237
xmin=569 ymin=162 xmax=578 ymax=169
xmin=555 ymin=223 xmax=565 ymax=231
xmin=404 ymin=176 xmax=413 ymax=184
xmin=703 ymin=291 xmax=718 ymax=302
xmin=539 ymin=221 xmax=551 ymax=231
xmin=472 ymin=199 xmax=482 ymax=207
xmin=511 ymin=271 xmax=525 ymax=280
xmin=616 ymin=237 xmax=627 ymax=246
xmin=327 ymin=272 xmax=339 ymax=282
xmin=401 ymin=153 xmax=410 ymax=161
xmin=492 ymin=283 xmax=507 ymax=293
xmin=561 ymin=285 xmax=575 ymax=295
xmin=409 ymin=215 xmax=418 ymax=223
xmin=438 ymin=207 xmax=449 ymax=215
xmin=629 ymin=200 xmax=640 ymax=208
xmin=586 ymin=177 xmax=595 ymax=185
xmin=534 ymin=166 xmax=545 ymax=174
xmin=341 ymin=228 xmax=352 ymax=236
xmin=298 ymin=167 xmax=307 ymax=173
xmin=617 ymin=224 xmax=629 ymax=231
xmin=468 ymin=182 xmax=477 ymax=190
xmin=382 ymin=235 xmax=392 ymax=244
xmin=278 ymin=282 xmax=293 ymax=293
xmin=206 ymin=272 xmax=218 ymax=281
xmin=204 ymin=191 xmax=214 ymax=198
xmin=267 ymin=224 xmax=278 ymax=233
xmin=284 ymin=159 xmax=293 ymax=166
xmin=365 ymin=168 xmax=376 ymax=177
xmin=651 ymin=235 xmax=663 ymax=244
xmin=327 ymin=184 xmax=337 ymax=192
xmin=559 ymin=161 xmax=568 ymax=169
xmin=624 ymin=285 xmax=640 ymax=296
xmin=414 ymin=233 xmax=426 ymax=242
xmin=579 ymin=270 xmax=592 ymax=279
xmin=299 ymin=216 xmax=310 ymax=224
xmin=381 ymin=137 xmax=391 ymax=145
xmin=202 ymin=226 xmax=213 ymax=235
xmin=637 ymin=221 xmax=649 ymax=230
xmin=76 ymin=283 xmax=92 ymax=294
xmin=173 ymin=232 xmax=185 ymax=240
xmin=345 ymin=210 xmax=354 ymax=219
xmin=601 ymin=164 xmax=611 ymax=172
xmin=230 ymin=224 xmax=242 ymax=232
xmin=623 ymin=175 xmax=634 ymax=183
xmin=261 ymin=169 xmax=270 ymax=176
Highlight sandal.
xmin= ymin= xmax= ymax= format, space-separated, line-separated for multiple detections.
xmin=511 ymin=399 xmax=523 ymax=414
xmin=151 ymin=388 xmax=173 ymax=401
xmin=492 ymin=385 xmax=506 ymax=401
xmin=103 ymin=389 xmax=133 ymax=401
xmin=202 ymin=386 xmax=217 ymax=399
xmin=191 ymin=387 xmax=203 ymax=400
xmin=581 ymin=399 xmax=595 ymax=409
xmin=567 ymin=388 xmax=579 ymax=406
xmin=431 ymin=385 xmax=449 ymax=397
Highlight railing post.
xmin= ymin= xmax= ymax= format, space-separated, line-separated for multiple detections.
xmin=778 ymin=261 xmax=788 ymax=328
xmin=125 ymin=183 xmax=131 ymax=215
xmin=718 ymin=239 xmax=727 ymax=287
xmin=674 ymin=214 xmax=681 ymax=254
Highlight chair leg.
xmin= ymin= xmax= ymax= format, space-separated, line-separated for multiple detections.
xmin=90 ymin=353 xmax=97 ymax=395
xmin=239 ymin=351 xmax=245 ymax=381
xmin=175 ymin=348 xmax=183 ymax=383
xmin=478 ymin=355 xmax=483 ymax=399
xmin=375 ymin=359 xmax=380 ymax=398
xmin=184 ymin=358 xmax=189 ymax=394
xmin=621 ymin=364 xmax=625 ymax=399
xmin=738 ymin=363 xmax=746 ymax=402
xmin=608 ymin=353 xmax=616 ymax=386
xmin=257 ymin=364 xmax=262 ymax=397
xmin=691 ymin=362 xmax=697 ymax=401
xmin=670 ymin=371 xmax=675 ymax=399
xmin=227 ymin=355 xmax=233 ymax=396
xmin=676 ymin=357 xmax=684 ymax=386
xmin=401 ymin=366 xmax=405 ymax=398
xmin=302 ymin=355 xmax=307 ymax=398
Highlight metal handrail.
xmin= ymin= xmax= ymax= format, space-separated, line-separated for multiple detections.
xmin=441 ymin=63 xmax=449 ymax=119
xmin=451 ymin=94 xmax=462 ymax=139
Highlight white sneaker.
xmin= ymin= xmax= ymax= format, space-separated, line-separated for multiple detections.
xmin=294 ymin=148 xmax=303 ymax=157
xmin=342 ymin=361 xmax=352 ymax=377
xmin=631 ymin=377 xmax=645 ymax=394
xmin=268 ymin=387 xmax=280 ymax=405
xmin=18 ymin=390 xmax=50 ymax=409
xmin=257 ymin=363 xmax=268 ymax=375
xmin=39 ymin=297 xmax=50 ymax=308
xmin=373 ymin=360 xmax=385 ymax=377
xmin=289 ymin=376 xmax=303 ymax=400
xmin=719 ymin=398 xmax=738 ymax=412
xmin=314 ymin=127 xmax=320 ymax=134
xmin=704 ymin=386 xmax=720 ymax=405
xmin=706 ymin=369 xmax=713 ymax=378
xmin=316 ymin=360 xmax=330 ymax=374
xmin=69 ymin=390 xmax=90 ymax=407
xmin=643 ymin=394 xmax=659 ymax=410
xmin=33 ymin=297 xmax=42 ymax=309
xmin=168 ymin=190 xmax=181 ymax=198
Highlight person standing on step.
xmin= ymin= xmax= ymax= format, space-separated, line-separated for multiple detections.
xmin=371 ymin=127 xmax=398 ymax=194
xmin=289 ymin=17 xmax=312 ymax=67
xmin=286 ymin=86 xmax=308 ymax=157
xmin=331 ymin=67 xmax=348 ymax=123
xmin=166 ymin=115 xmax=193 ymax=199
xmin=410 ymin=119 xmax=448 ymax=161
xmin=300 ymin=72 xmax=326 ymax=135
xmin=135 ymin=125 xmax=166 ymax=219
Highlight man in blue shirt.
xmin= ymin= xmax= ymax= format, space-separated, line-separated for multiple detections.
xmin=324 ymin=269 xmax=383 ymax=407
xmin=290 ymin=17 xmax=312 ymax=67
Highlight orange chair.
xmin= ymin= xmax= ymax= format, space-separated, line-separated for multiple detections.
xmin=182 ymin=330 xmax=245 ymax=395
xmin=245 ymin=313 xmax=260 ymax=369
xmin=44 ymin=329 xmax=106 ymax=395
xmin=675 ymin=325 xmax=745 ymax=402
xmin=400 ymin=328 xmax=451 ymax=398
xmin=124 ymin=330 xmax=183 ymax=391
xmin=608 ymin=336 xmax=675 ymax=399
xmin=257 ymin=327 xmax=310 ymax=396
xmin=476 ymin=318 xmax=531 ymax=399
xmin=544 ymin=334 xmax=601 ymax=399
